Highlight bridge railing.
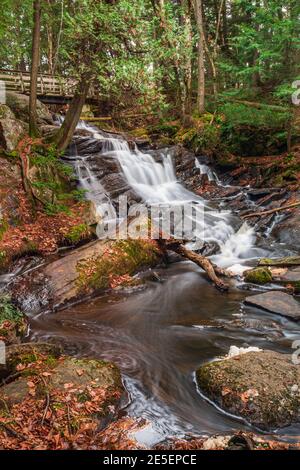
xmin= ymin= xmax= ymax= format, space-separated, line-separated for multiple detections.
xmin=0 ymin=69 xmax=78 ymax=97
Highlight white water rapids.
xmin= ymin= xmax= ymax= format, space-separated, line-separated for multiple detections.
xmin=72 ymin=121 xmax=261 ymax=273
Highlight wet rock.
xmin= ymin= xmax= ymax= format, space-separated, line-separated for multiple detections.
xmin=247 ymin=188 xmax=283 ymax=201
xmin=244 ymin=291 xmax=300 ymax=320
xmin=198 ymin=241 xmax=220 ymax=257
xmin=279 ymin=267 xmax=300 ymax=283
xmin=8 ymin=240 xmax=111 ymax=314
xmin=40 ymin=124 xmax=58 ymax=138
xmin=196 ymin=350 xmax=300 ymax=430
xmin=244 ymin=267 xmax=272 ymax=285
xmin=5 ymin=92 xmax=53 ymax=125
xmin=272 ymin=208 xmax=300 ymax=246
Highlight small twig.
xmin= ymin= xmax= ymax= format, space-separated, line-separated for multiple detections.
xmin=66 ymin=402 xmax=72 ymax=436
xmin=40 ymin=376 xmax=51 ymax=427
xmin=242 ymin=202 xmax=300 ymax=220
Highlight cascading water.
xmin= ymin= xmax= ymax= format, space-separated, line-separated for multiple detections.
xmin=71 ymin=121 xmax=260 ymax=272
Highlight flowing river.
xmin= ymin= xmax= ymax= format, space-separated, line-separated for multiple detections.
xmin=29 ymin=122 xmax=300 ymax=444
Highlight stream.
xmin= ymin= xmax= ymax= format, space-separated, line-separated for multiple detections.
xmin=29 ymin=122 xmax=300 ymax=444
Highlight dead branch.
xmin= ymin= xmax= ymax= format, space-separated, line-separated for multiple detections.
xmin=242 ymin=202 xmax=300 ymax=220
xmin=161 ymin=240 xmax=230 ymax=291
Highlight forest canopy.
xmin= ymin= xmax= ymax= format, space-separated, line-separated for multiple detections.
xmin=0 ymin=0 xmax=299 ymax=118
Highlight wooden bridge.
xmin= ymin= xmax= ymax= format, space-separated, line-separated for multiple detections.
xmin=0 ymin=69 xmax=98 ymax=104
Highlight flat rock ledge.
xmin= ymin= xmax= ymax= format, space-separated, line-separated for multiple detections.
xmin=244 ymin=291 xmax=300 ymax=320
xmin=196 ymin=350 xmax=300 ymax=430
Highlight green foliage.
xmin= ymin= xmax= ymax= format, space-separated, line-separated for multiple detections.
xmin=44 ymin=202 xmax=70 ymax=216
xmin=0 ymin=295 xmax=23 ymax=325
xmin=218 ymin=103 xmax=292 ymax=156
xmin=176 ymin=122 xmax=221 ymax=155
xmin=219 ymin=103 xmax=290 ymax=129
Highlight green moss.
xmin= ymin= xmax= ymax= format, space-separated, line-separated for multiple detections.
xmin=76 ymin=239 xmax=160 ymax=292
xmin=65 ymin=224 xmax=91 ymax=244
xmin=244 ymin=267 xmax=272 ymax=285
xmin=175 ymin=122 xmax=221 ymax=155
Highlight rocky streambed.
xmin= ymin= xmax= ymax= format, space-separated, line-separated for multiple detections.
xmin=1 ymin=100 xmax=300 ymax=449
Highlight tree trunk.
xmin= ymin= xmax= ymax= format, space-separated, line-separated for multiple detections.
xmin=29 ymin=0 xmax=41 ymax=137
xmin=193 ymin=0 xmax=205 ymax=115
xmin=50 ymin=76 xmax=91 ymax=152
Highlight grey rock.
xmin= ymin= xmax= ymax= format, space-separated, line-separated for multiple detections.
xmin=245 ymin=291 xmax=300 ymax=320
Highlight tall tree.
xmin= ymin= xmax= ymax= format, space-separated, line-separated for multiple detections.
xmin=29 ymin=0 xmax=41 ymax=137
xmin=193 ymin=0 xmax=205 ymax=114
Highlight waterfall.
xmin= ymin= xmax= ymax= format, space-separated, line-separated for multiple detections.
xmin=69 ymin=121 xmax=260 ymax=272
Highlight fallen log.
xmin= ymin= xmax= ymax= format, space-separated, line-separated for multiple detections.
xmin=259 ymin=256 xmax=300 ymax=267
xmin=217 ymin=97 xmax=289 ymax=113
xmin=161 ymin=241 xmax=231 ymax=291
xmin=242 ymin=202 xmax=300 ymax=220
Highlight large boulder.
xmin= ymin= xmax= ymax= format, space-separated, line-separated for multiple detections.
xmin=196 ymin=350 xmax=300 ymax=430
xmin=0 ymin=114 xmax=27 ymax=151
xmin=5 ymin=91 xmax=53 ymax=125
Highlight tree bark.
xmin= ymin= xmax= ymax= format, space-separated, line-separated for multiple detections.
xmin=50 ymin=76 xmax=91 ymax=152
xmin=29 ymin=0 xmax=41 ymax=137
xmin=193 ymin=0 xmax=205 ymax=115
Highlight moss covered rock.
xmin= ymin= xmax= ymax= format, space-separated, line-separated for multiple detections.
xmin=244 ymin=267 xmax=272 ymax=285
xmin=76 ymin=239 xmax=161 ymax=293
xmin=8 ymin=239 xmax=162 ymax=315
xmin=196 ymin=350 xmax=300 ymax=430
